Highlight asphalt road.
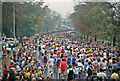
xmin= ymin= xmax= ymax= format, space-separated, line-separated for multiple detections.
xmin=36 ymin=47 xmax=87 ymax=80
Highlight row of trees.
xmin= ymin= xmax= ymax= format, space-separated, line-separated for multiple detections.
xmin=2 ymin=1 xmax=62 ymax=37
xmin=69 ymin=2 xmax=120 ymax=46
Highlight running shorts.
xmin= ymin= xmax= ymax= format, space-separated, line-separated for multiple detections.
xmin=44 ymin=60 xmax=47 ymax=63
xmin=94 ymin=66 xmax=97 ymax=69
xmin=61 ymin=68 xmax=66 ymax=71
xmin=74 ymin=74 xmax=79 ymax=78
xmin=57 ymin=64 xmax=60 ymax=66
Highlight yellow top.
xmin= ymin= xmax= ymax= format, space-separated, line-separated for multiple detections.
xmin=27 ymin=72 xmax=31 ymax=79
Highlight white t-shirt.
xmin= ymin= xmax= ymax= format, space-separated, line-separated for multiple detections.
xmin=67 ymin=68 xmax=75 ymax=73
xmin=42 ymin=49 xmax=45 ymax=54
xmin=103 ymin=52 xmax=107 ymax=58
xmin=85 ymin=58 xmax=91 ymax=62
xmin=97 ymin=72 xmax=107 ymax=80
xmin=49 ymin=58 xmax=54 ymax=66
xmin=109 ymin=59 xmax=112 ymax=65
xmin=100 ymin=57 xmax=103 ymax=62
xmin=73 ymin=67 xmax=80 ymax=74
xmin=16 ymin=65 xmax=21 ymax=71
xmin=77 ymin=62 xmax=84 ymax=70
xmin=102 ymin=62 xmax=107 ymax=69
xmin=98 ymin=62 xmax=101 ymax=67
xmin=79 ymin=54 xmax=84 ymax=59
xmin=93 ymin=61 xmax=98 ymax=66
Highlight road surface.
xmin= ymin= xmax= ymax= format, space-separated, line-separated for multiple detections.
xmin=36 ymin=47 xmax=87 ymax=80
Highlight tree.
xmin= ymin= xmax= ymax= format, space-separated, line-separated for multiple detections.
xmin=69 ymin=2 xmax=120 ymax=46
xmin=2 ymin=1 xmax=62 ymax=37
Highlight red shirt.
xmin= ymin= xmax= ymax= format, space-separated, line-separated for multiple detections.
xmin=92 ymin=53 xmax=95 ymax=57
xmin=57 ymin=51 xmax=61 ymax=57
xmin=4 ymin=68 xmax=8 ymax=73
xmin=17 ymin=36 xmax=19 ymax=39
xmin=91 ymin=46 xmax=93 ymax=48
xmin=3 ymin=49 xmax=6 ymax=55
xmin=60 ymin=61 xmax=67 ymax=71
xmin=83 ymin=51 xmax=85 ymax=54
xmin=18 ymin=51 xmax=21 ymax=55
xmin=63 ymin=57 xmax=66 ymax=61
xmin=58 ymin=46 xmax=60 ymax=48
xmin=45 ymin=44 xmax=47 ymax=47
xmin=87 ymin=46 xmax=89 ymax=48
xmin=89 ymin=39 xmax=91 ymax=42
xmin=89 ymin=57 xmax=92 ymax=62
xmin=10 ymin=64 xmax=14 ymax=68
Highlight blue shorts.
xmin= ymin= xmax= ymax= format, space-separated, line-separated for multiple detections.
xmin=67 ymin=61 xmax=70 ymax=64
xmin=44 ymin=60 xmax=47 ymax=63
xmin=74 ymin=74 xmax=79 ymax=78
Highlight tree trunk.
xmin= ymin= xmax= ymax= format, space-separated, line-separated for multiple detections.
xmin=113 ymin=36 xmax=116 ymax=46
xmin=95 ymin=35 xmax=97 ymax=42
xmin=84 ymin=35 xmax=85 ymax=41
xmin=87 ymin=35 xmax=88 ymax=42
xmin=118 ymin=37 xmax=120 ymax=52
xmin=111 ymin=37 xmax=112 ymax=45
xmin=81 ymin=36 xmax=83 ymax=40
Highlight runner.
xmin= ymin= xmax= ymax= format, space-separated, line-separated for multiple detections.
xmin=67 ymin=65 xmax=75 ymax=81
xmin=111 ymin=69 xmax=119 ymax=80
xmin=73 ymin=63 xmax=80 ymax=80
xmin=48 ymin=56 xmax=54 ymax=77
xmin=72 ymin=55 xmax=76 ymax=66
xmin=56 ymin=56 xmax=61 ymax=71
xmin=77 ymin=59 xmax=84 ymax=78
xmin=101 ymin=59 xmax=107 ymax=73
xmin=60 ymin=59 xmax=67 ymax=77
xmin=1 ymin=31 xmax=120 ymax=81
xmin=43 ymin=54 xmax=48 ymax=69
xmin=67 ymin=55 xmax=71 ymax=65
xmin=97 ymin=68 xmax=107 ymax=81
xmin=86 ymin=62 xmax=94 ymax=80
xmin=92 ymin=58 xmax=98 ymax=73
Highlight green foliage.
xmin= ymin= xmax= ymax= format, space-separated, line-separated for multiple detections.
xmin=2 ymin=1 xmax=62 ymax=37
xmin=69 ymin=2 xmax=120 ymax=45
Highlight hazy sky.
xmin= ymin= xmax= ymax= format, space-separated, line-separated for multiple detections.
xmin=43 ymin=0 xmax=75 ymax=18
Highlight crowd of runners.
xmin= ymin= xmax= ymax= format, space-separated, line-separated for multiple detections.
xmin=0 ymin=31 xmax=120 ymax=81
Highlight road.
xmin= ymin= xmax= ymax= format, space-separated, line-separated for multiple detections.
xmin=36 ymin=47 xmax=57 ymax=79
xmin=36 ymin=46 xmax=87 ymax=80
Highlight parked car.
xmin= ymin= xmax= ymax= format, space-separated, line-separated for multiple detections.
xmin=5 ymin=38 xmax=19 ymax=54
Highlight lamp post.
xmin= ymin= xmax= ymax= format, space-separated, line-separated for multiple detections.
xmin=13 ymin=3 xmax=15 ymax=38
xmin=0 ymin=1 xmax=2 ymax=61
